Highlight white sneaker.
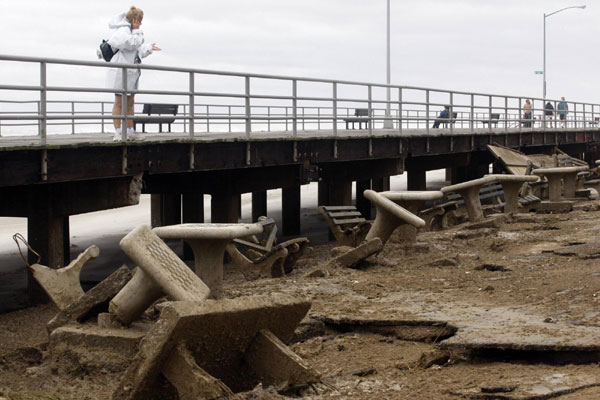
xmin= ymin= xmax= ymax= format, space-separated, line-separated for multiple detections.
xmin=112 ymin=128 xmax=122 ymax=142
xmin=127 ymin=129 xmax=142 ymax=141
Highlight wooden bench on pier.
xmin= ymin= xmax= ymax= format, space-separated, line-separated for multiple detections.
xmin=318 ymin=205 xmax=371 ymax=247
xmin=134 ymin=103 xmax=179 ymax=133
xmin=481 ymin=113 xmax=500 ymax=127
xmin=344 ymin=108 xmax=371 ymax=130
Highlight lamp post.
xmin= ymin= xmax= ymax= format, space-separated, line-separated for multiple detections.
xmin=383 ymin=0 xmax=393 ymax=128
xmin=543 ymin=5 xmax=586 ymax=100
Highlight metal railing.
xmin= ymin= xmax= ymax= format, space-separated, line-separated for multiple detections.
xmin=1 ymin=54 xmax=598 ymax=143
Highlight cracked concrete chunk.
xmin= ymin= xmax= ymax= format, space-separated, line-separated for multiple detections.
xmin=327 ymin=238 xmax=383 ymax=269
xmin=553 ymin=241 xmax=600 ymax=259
xmin=29 ymin=245 xmax=100 ymax=310
xmin=112 ymin=293 xmax=311 ymax=400
xmin=47 ymin=265 xmax=133 ymax=333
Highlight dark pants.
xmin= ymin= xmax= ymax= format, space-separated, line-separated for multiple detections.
xmin=523 ymin=113 xmax=532 ymax=127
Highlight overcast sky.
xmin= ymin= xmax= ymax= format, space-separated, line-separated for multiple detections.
xmin=1 ymin=0 xmax=597 ymax=103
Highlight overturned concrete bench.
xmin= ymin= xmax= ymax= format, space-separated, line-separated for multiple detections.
xmin=227 ymin=217 xmax=309 ymax=280
xmin=533 ymin=165 xmax=589 ymax=201
xmin=484 ymin=174 xmax=539 ymax=213
xmin=112 ymin=294 xmax=317 ymax=400
xmin=380 ymin=190 xmax=444 ymax=241
xmin=109 ymin=225 xmax=210 ymax=325
xmin=363 ymin=189 xmax=425 ymax=245
xmin=318 ymin=205 xmax=371 ymax=247
xmin=153 ymin=222 xmax=263 ymax=298
xmin=441 ymin=176 xmax=495 ymax=223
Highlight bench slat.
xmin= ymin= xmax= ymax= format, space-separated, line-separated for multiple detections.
xmin=321 ymin=205 xmax=357 ymax=212
xmin=328 ymin=211 xmax=362 ymax=218
xmin=332 ymin=217 xmax=366 ymax=226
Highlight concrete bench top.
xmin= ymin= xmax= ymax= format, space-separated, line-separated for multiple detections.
xmin=363 ymin=190 xmax=425 ymax=228
xmin=441 ymin=176 xmax=494 ymax=194
xmin=485 ymin=174 xmax=539 ymax=183
xmin=380 ymin=190 xmax=444 ymax=202
xmin=153 ymin=223 xmax=263 ymax=240
xmin=532 ymin=166 xmax=589 ymax=175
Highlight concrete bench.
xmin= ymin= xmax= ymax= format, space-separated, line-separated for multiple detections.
xmin=363 ymin=189 xmax=425 ymax=245
xmin=380 ymin=190 xmax=444 ymax=240
xmin=485 ymin=174 xmax=539 ymax=213
xmin=441 ymin=176 xmax=496 ymax=223
xmin=532 ymin=166 xmax=589 ymax=201
xmin=134 ymin=103 xmax=178 ymax=133
xmin=153 ymin=222 xmax=263 ymax=298
xmin=344 ymin=108 xmax=371 ymax=130
xmin=318 ymin=205 xmax=371 ymax=247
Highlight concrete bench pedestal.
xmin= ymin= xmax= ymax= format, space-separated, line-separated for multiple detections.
xmin=484 ymin=174 xmax=539 ymax=213
xmin=153 ymin=223 xmax=263 ymax=298
xmin=363 ymin=190 xmax=425 ymax=245
xmin=533 ymin=166 xmax=589 ymax=202
xmin=441 ymin=176 xmax=494 ymax=223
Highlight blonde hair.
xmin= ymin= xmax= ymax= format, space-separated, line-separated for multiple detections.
xmin=125 ymin=6 xmax=144 ymax=24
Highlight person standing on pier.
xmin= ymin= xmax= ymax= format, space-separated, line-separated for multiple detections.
xmin=544 ymin=101 xmax=554 ymax=128
xmin=557 ymin=97 xmax=568 ymax=128
xmin=523 ymin=99 xmax=532 ymax=127
xmin=106 ymin=6 xmax=161 ymax=141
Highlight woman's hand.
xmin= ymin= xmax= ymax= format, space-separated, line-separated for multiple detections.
xmin=152 ymin=43 xmax=162 ymax=51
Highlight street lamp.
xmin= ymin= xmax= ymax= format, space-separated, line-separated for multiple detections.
xmin=543 ymin=5 xmax=586 ymax=100
xmin=384 ymin=0 xmax=393 ymax=128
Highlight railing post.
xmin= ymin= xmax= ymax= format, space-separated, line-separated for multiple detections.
xmin=121 ymin=66 xmax=128 ymax=140
xmin=425 ymin=89 xmax=430 ymax=135
xmin=188 ymin=72 xmax=194 ymax=137
xmin=488 ymin=95 xmax=493 ymax=133
xmin=292 ymin=79 xmax=297 ymax=138
xmin=101 ymin=102 xmax=105 ymax=133
xmin=333 ymin=82 xmax=338 ymax=137
xmin=245 ymin=76 xmax=251 ymax=138
xmin=449 ymin=92 xmax=454 ymax=133
xmin=504 ymin=96 xmax=508 ymax=132
xmin=398 ymin=87 xmax=403 ymax=135
xmin=518 ymin=98 xmax=522 ymax=133
xmin=71 ymin=101 xmax=75 ymax=134
xmin=582 ymin=103 xmax=585 ymax=130
xmin=317 ymin=107 xmax=321 ymax=130
xmin=470 ymin=94 xmax=474 ymax=130
xmin=368 ymin=85 xmax=373 ymax=136
xmin=40 ymin=61 xmax=47 ymax=145
xmin=228 ymin=106 xmax=232 ymax=132
xmin=267 ymin=106 xmax=271 ymax=132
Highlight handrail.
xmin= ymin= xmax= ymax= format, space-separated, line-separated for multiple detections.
xmin=0 ymin=54 xmax=598 ymax=139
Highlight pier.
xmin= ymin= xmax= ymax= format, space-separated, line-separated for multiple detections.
xmin=2 ymin=54 xmax=600 ymax=302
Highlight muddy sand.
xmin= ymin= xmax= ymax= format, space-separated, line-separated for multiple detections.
xmin=2 ymin=203 xmax=600 ymax=399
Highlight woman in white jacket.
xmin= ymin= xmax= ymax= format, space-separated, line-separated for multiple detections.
xmin=107 ymin=6 xmax=160 ymax=140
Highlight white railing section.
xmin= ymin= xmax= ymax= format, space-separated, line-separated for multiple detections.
xmin=0 ymin=54 xmax=598 ymax=142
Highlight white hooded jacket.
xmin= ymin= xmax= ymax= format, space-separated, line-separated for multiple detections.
xmin=105 ymin=13 xmax=154 ymax=92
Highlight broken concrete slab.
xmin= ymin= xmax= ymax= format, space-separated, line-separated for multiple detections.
xmin=110 ymin=225 xmax=210 ymax=325
xmin=244 ymin=329 xmax=320 ymax=388
xmin=553 ymin=241 xmax=600 ymax=259
xmin=464 ymin=214 xmax=507 ymax=230
xmin=29 ymin=245 xmax=100 ymax=310
xmin=47 ymin=265 xmax=132 ymax=333
xmin=112 ymin=293 xmax=312 ymax=400
xmin=49 ymin=323 xmax=149 ymax=375
xmin=534 ymin=200 xmax=574 ymax=213
xmin=162 ymin=343 xmax=234 ymax=400
xmin=326 ymin=238 xmax=383 ymax=269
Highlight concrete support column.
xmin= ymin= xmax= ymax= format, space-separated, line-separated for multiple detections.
xmin=27 ymin=203 xmax=68 ymax=304
xmin=252 ymin=191 xmax=267 ymax=222
xmin=211 ymin=193 xmax=239 ymax=223
xmin=150 ymin=193 xmax=181 ymax=227
xmin=355 ymin=180 xmax=372 ymax=219
xmin=282 ymin=186 xmax=301 ymax=236
xmin=182 ymin=193 xmax=204 ymax=261
xmin=407 ymin=169 xmax=427 ymax=191
xmin=317 ymin=181 xmax=329 ymax=206
xmin=371 ymin=176 xmax=390 ymax=192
